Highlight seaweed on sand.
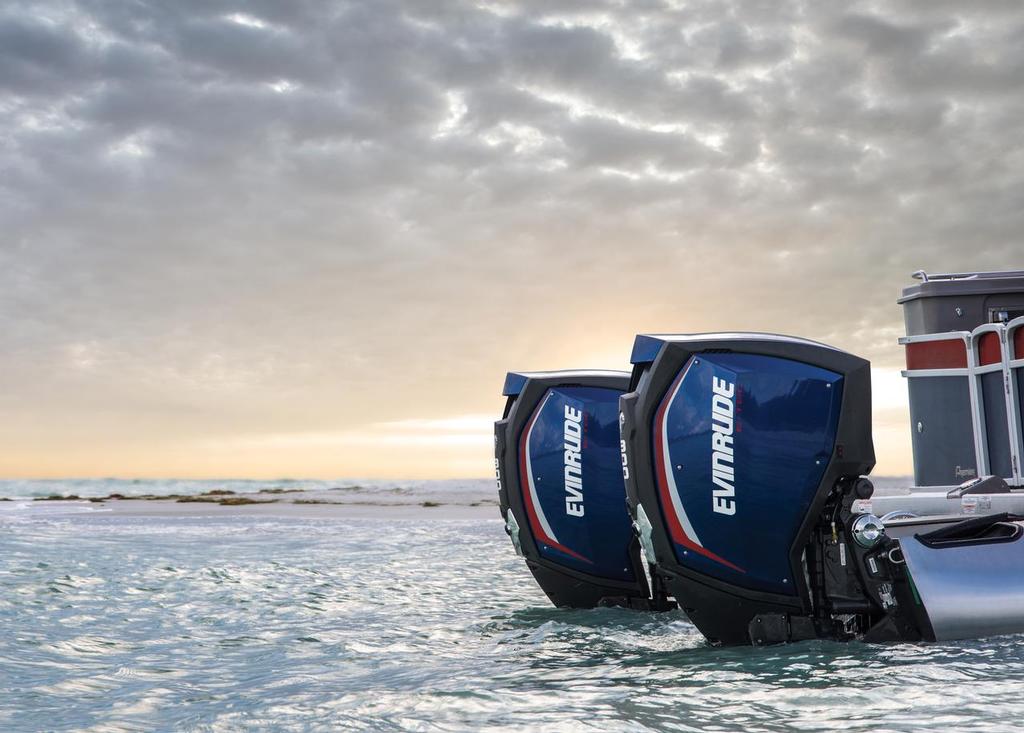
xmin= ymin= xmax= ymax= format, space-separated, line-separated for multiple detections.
xmin=216 ymin=497 xmax=278 ymax=506
xmin=176 ymin=495 xmax=278 ymax=506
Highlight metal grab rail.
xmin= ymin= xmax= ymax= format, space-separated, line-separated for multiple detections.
xmin=913 ymin=270 xmax=1024 ymax=283
xmin=1007 ymin=316 xmax=1024 ymax=484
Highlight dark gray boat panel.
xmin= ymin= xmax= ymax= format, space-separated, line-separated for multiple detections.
xmin=1017 ymin=368 xmax=1024 ymax=459
xmin=980 ymin=370 xmax=1014 ymax=479
xmin=907 ymin=376 xmax=977 ymax=486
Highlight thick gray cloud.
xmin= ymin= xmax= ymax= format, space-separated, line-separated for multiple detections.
xmin=2 ymin=0 xmax=1023 ymax=476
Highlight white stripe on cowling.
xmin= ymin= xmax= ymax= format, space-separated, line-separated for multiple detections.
xmin=525 ymin=392 xmax=560 ymax=543
xmin=660 ymin=362 xmax=703 ymax=547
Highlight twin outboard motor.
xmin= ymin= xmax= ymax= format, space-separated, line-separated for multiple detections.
xmin=495 ymin=370 xmax=668 ymax=609
xmin=498 ymin=326 xmax=1024 ymax=645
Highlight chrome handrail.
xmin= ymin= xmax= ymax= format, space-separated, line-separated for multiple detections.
xmin=912 ymin=270 xmax=1024 ymax=282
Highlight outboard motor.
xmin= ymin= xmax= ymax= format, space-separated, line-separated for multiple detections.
xmin=495 ymin=370 xmax=668 ymax=609
xmin=619 ymin=333 xmax=878 ymax=644
xmin=619 ymin=332 xmax=1024 ymax=645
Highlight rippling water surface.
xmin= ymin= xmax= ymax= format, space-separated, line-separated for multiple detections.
xmin=2 ymin=481 xmax=1023 ymax=732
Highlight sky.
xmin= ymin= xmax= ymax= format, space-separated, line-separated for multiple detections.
xmin=3 ymin=0 xmax=1024 ymax=479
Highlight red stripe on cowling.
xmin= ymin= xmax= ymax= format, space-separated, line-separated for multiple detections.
xmin=978 ymin=332 xmax=1002 ymax=366
xmin=517 ymin=402 xmax=591 ymax=564
xmin=545 ymin=539 xmax=590 ymax=563
xmin=653 ymin=365 xmax=745 ymax=574
xmin=905 ymin=340 xmax=967 ymax=370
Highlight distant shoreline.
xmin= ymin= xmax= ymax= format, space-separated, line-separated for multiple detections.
xmin=0 ymin=486 xmax=499 ymax=520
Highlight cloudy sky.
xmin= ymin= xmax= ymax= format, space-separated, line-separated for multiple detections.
xmin=3 ymin=0 xmax=1023 ymax=479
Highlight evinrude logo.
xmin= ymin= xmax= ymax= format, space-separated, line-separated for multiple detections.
xmin=563 ymin=405 xmax=585 ymax=517
xmin=710 ymin=376 xmax=737 ymax=516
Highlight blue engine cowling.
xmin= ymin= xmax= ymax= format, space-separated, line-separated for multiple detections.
xmin=496 ymin=370 xmax=664 ymax=609
xmin=620 ymin=334 xmax=875 ymax=644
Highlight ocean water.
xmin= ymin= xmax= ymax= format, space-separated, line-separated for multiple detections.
xmin=2 ymin=479 xmax=1023 ymax=732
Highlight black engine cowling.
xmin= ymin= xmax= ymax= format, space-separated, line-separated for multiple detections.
xmin=619 ymin=333 xmax=876 ymax=644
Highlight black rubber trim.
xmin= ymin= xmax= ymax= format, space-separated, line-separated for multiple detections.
xmin=914 ymin=512 xmax=1024 ymax=549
